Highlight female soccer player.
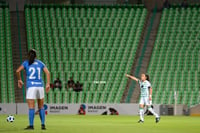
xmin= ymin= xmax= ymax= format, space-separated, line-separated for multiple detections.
xmin=125 ymin=73 xmax=160 ymax=123
xmin=16 ymin=49 xmax=50 ymax=130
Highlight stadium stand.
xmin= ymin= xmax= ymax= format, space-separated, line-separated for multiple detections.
xmin=24 ymin=5 xmax=147 ymax=103
xmin=0 ymin=4 xmax=15 ymax=103
xmin=147 ymin=5 xmax=200 ymax=106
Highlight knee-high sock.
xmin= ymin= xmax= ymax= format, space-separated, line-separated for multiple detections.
xmin=148 ymin=107 xmax=159 ymax=118
xmin=29 ymin=109 xmax=35 ymax=126
xmin=39 ymin=108 xmax=45 ymax=125
xmin=139 ymin=108 xmax=144 ymax=121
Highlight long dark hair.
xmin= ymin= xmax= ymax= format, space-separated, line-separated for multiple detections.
xmin=145 ymin=74 xmax=150 ymax=81
xmin=28 ymin=49 xmax=36 ymax=65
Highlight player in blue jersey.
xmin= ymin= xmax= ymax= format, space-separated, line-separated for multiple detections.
xmin=16 ymin=49 xmax=50 ymax=130
xmin=125 ymin=73 xmax=160 ymax=123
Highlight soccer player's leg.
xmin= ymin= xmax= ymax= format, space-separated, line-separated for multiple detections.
xmin=37 ymin=87 xmax=46 ymax=130
xmin=25 ymin=99 xmax=35 ymax=130
xmin=25 ymin=87 xmax=36 ymax=130
xmin=138 ymin=97 xmax=145 ymax=123
xmin=146 ymin=99 xmax=160 ymax=123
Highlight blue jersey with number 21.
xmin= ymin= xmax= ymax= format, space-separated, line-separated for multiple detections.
xmin=22 ymin=59 xmax=45 ymax=88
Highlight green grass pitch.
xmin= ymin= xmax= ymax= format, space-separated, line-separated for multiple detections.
xmin=0 ymin=115 xmax=199 ymax=133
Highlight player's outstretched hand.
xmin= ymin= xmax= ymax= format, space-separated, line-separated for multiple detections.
xmin=149 ymin=96 xmax=152 ymax=101
xmin=45 ymin=83 xmax=50 ymax=93
xmin=125 ymin=74 xmax=130 ymax=78
xmin=18 ymin=80 xmax=23 ymax=88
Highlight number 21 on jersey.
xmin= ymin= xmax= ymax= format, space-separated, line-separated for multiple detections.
xmin=29 ymin=67 xmax=41 ymax=80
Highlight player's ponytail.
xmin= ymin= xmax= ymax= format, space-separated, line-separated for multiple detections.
xmin=145 ymin=74 xmax=150 ymax=81
xmin=28 ymin=49 xmax=36 ymax=65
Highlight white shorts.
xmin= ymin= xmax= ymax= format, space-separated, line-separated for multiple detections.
xmin=26 ymin=87 xmax=44 ymax=99
xmin=139 ymin=97 xmax=151 ymax=105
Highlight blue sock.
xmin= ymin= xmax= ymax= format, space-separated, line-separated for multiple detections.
xmin=39 ymin=108 xmax=45 ymax=125
xmin=29 ymin=109 xmax=35 ymax=126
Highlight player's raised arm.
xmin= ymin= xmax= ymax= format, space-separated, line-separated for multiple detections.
xmin=43 ymin=67 xmax=50 ymax=93
xmin=16 ymin=65 xmax=24 ymax=88
xmin=125 ymin=74 xmax=139 ymax=82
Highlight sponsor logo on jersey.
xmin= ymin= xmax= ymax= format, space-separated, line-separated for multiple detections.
xmin=31 ymin=82 xmax=42 ymax=85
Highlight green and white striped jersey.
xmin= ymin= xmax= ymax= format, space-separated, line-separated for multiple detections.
xmin=138 ymin=80 xmax=151 ymax=97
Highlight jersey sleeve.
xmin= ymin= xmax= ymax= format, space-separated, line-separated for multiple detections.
xmin=39 ymin=61 xmax=46 ymax=69
xmin=147 ymin=81 xmax=151 ymax=89
xmin=22 ymin=61 xmax=28 ymax=70
xmin=138 ymin=80 xmax=141 ymax=85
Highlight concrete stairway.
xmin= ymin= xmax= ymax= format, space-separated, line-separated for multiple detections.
xmin=122 ymin=11 xmax=162 ymax=103
xmin=11 ymin=11 xmax=28 ymax=103
xmin=130 ymin=12 xmax=162 ymax=103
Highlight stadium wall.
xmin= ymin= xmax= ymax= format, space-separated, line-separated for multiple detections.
xmin=0 ymin=103 xmax=189 ymax=116
xmin=190 ymin=104 xmax=200 ymax=116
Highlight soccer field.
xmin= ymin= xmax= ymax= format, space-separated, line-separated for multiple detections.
xmin=0 ymin=115 xmax=199 ymax=133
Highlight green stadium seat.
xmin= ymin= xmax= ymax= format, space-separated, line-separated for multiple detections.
xmin=0 ymin=5 xmax=15 ymax=103
xmin=25 ymin=5 xmax=147 ymax=103
xmin=147 ymin=6 xmax=200 ymax=107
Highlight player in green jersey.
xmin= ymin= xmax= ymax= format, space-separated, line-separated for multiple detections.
xmin=126 ymin=73 xmax=160 ymax=123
